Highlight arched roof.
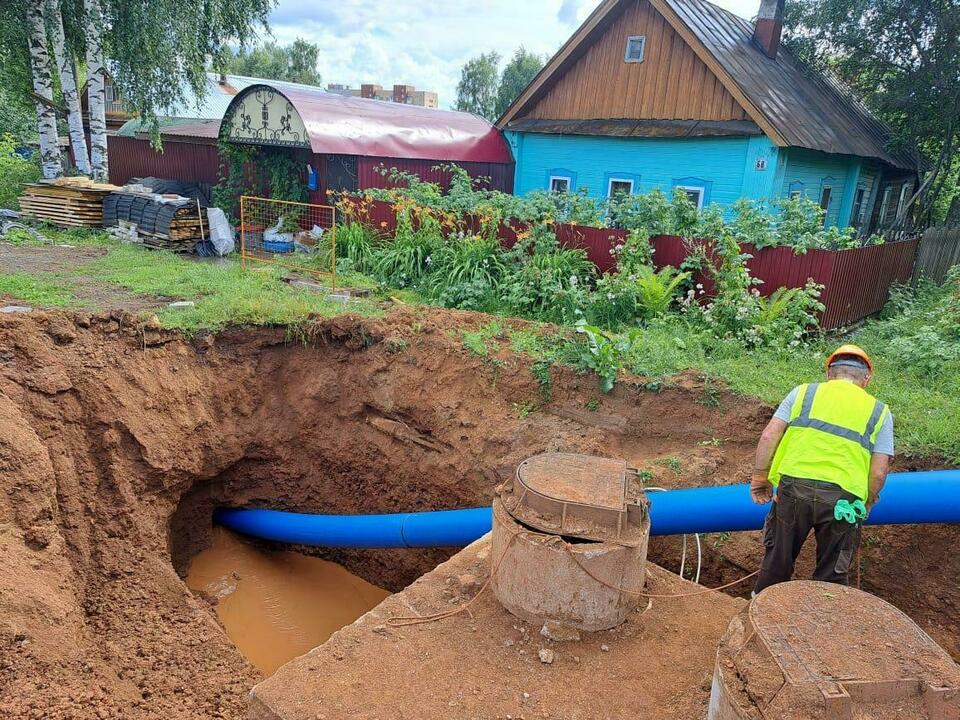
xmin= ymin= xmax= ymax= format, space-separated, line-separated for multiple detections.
xmin=220 ymin=83 xmax=513 ymax=165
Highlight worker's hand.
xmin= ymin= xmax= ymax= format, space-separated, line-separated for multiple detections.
xmin=750 ymin=471 xmax=773 ymax=505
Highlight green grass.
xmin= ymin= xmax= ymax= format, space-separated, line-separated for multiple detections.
xmin=0 ymin=229 xmax=380 ymax=332
xmin=77 ymin=244 xmax=380 ymax=332
xmin=461 ymin=320 xmax=503 ymax=357
xmin=0 ymin=273 xmax=76 ymax=307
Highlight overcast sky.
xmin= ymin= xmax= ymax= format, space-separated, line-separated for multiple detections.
xmin=266 ymin=0 xmax=761 ymax=109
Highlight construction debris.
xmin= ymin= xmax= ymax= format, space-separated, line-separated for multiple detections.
xmin=103 ymin=190 xmax=207 ymax=253
xmin=18 ymin=177 xmax=119 ymax=228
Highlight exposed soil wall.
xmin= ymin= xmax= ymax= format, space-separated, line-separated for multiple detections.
xmin=0 ymin=307 xmax=955 ymax=719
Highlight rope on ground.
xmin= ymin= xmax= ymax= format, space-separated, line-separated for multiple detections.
xmin=386 ymin=529 xmax=760 ymax=627
xmin=560 ymin=541 xmax=759 ymax=599
xmin=385 ymin=531 xmax=522 ymax=627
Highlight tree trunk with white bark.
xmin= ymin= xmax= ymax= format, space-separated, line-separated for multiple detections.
xmin=27 ymin=0 xmax=63 ymax=179
xmin=84 ymin=0 xmax=108 ymax=180
xmin=49 ymin=0 xmax=91 ymax=176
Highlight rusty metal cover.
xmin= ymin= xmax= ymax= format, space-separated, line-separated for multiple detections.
xmin=711 ymin=581 xmax=960 ymax=719
xmin=498 ymin=453 xmax=648 ymax=546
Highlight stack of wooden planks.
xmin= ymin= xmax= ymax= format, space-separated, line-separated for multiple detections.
xmin=139 ymin=211 xmax=205 ymax=252
xmin=18 ymin=177 xmax=119 ymax=228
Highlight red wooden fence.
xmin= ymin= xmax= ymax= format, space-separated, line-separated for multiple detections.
xmin=351 ymin=200 xmax=917 ymax=330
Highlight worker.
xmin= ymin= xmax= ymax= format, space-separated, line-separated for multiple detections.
xmin=750 ymin=344 xmax=893 ymax=593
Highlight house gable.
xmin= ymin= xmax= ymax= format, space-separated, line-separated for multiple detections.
xmin=502 ymin=0 xmax=758 ymax=129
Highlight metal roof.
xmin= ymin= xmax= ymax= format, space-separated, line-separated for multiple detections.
xmin=498 ymin=0 xmax=915 ymax=171
xmin=222 ymin=83 xmax=513 ymax=164
xmin=115 ymin=73 xmax=326 ymax=136
xmin=662 ymin=0 xmax=915 ymax=169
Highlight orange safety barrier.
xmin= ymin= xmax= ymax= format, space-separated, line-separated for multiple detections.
xmin=239 ymin=196 xmax=337 ymax=288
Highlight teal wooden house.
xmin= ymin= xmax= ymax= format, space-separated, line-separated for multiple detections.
xmin=497 ymin=0 xmax=917 ymax=234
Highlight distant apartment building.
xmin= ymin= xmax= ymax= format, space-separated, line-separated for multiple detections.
xmin=326 ymin=83 xmax=438 ymax=108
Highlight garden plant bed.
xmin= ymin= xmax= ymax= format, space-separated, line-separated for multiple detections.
xmin=0 ymin=307 xmax=957 ymax=718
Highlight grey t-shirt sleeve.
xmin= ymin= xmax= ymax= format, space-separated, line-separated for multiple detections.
xmin=873 ymin=411 xmax=894 ymax=456
xmin=773 ymin=386 xmax=801 ymax=422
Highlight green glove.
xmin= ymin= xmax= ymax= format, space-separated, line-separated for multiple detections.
xmin=834 ymin=499 xmax=867 ymax=524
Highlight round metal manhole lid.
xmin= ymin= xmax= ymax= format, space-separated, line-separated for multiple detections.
xmin=741 ymin=581 xmax=960 ymax=717
xmin=499 ymin=453 xmax=648 ymax=546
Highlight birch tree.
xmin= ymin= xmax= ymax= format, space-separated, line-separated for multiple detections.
xmin=49 ymin=0 xmax=90 ymax=175
xmin=26 ymin=0 xmax=62 ymax=179
xmin=84 ymin=0 xmax=108 ymax=179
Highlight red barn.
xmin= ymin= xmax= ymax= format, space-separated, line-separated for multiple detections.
xmin=107 ymin=79 xmax=514 ymax=201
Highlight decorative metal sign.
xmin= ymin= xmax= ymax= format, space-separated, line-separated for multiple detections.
xmin=221 ymin=87 xmax=310 ymax=148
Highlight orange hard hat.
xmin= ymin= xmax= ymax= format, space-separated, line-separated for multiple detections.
xmin=826 ymin=344 xmax=873 ymax=373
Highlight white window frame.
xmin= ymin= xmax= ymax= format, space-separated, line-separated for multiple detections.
xmin=624 ymin=35 xmax=646 ymax=63
xmin=676 ymin=185 xmax=704 ymax=209
xmin=879 ymin=186 xmax=891 ymax=221
xmin=789 ymin=189 xmax=802 ymax=200
xmin=607 ymin=177 xmax=635 ymax=197
xmin=851 ymin=186 xmax=867 ymax=227
xmin=549 ymin=175 xmax=571 ymax=194
xmin=896 ymin=182 xmax=911 ymax=220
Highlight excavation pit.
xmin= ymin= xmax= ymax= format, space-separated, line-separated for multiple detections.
xmin=709 ymin=581 xmax=960 ymax=719
xmin=2 ymin=309 xmax=959 ymax=719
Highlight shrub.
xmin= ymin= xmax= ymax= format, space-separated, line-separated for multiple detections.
xmin=574 ymin=319 xmax=636 ymax=393
xmin=0 ymin=134 xmax=41 ymax=211
xmin=502 ymin=224 xmax=595 ymax=324
xmin=608 ymin=188 xmax=672 ymax=234
xmin=371 ymin=205 xmax=443 ymax=287
xmin=870 ymin=270 xmax=960 ymax=378
xmin=680 ymin=228 xmax=824 ymax=347
xmin=335 ymin=221 xmax=380 ymax=273
xmin=589 ymin=265 xmax=689 ymax=329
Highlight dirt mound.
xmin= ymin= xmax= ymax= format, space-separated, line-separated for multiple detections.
xmin=0 ymin=307 xmax=955 ymax=718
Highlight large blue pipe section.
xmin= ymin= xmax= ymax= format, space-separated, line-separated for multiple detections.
xmin=214 ymin=470 xmax=960 ymax=548
xmin=213 ymin=507 xmax=493 ymax=549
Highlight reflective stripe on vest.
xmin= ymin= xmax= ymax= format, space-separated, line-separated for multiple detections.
xmin=790 ymin=383 xmax=887 ymax=452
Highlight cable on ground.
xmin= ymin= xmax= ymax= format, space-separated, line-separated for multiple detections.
xmin=386 ymin=527 xmax=759 ymax=627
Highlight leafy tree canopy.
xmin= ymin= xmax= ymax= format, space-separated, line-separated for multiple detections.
xmin=221 ymin=38 xmax=322 ymax=86
xmin=785 ymin=0 xmax=960 ymax=222
xmin=454 ymin=51 xmax=501 ymax=121
xmin=103 ymin=0 xmax=274 ymax=133
xmin=495 ymin=47 xmax=545 ymax=119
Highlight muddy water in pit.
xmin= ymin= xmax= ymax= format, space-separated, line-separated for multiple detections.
xmin=186 ymin=527 xmax=390 ymax=675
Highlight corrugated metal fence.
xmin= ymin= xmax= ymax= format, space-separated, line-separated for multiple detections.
xmin=912 ymin=226 xmax=960 ymax=285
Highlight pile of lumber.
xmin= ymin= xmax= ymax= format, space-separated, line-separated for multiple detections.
xmin=18 ymin=177 xmax=119 ymax=228
xmin=140 ymin=212 xmax=205 ymax=252
xmin=103 ymin=191 xmax=206 ymax=253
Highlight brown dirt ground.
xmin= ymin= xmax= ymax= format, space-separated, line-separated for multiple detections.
xmin=250 ymin=537 xmax=745 ymax=720
xmin=0 ymin=307 xmax=956 ymax=719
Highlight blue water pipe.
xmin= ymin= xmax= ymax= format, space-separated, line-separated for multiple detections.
xmin=214 ymin=470 xmax=960 ymax=548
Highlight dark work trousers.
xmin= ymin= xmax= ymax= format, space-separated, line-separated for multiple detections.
xmin=754 ymin=475 xmax=862 ymax=594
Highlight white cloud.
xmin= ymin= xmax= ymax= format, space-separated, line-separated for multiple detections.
xmin=266 ymin=0 xmax=760 ymax=109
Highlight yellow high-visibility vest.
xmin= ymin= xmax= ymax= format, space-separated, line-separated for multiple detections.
xmin=769 ymin=379 xmax=889 ymax=501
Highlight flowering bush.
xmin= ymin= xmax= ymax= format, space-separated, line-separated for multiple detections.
xmin=679 ymin=228 xmax=824 ymax=347
xmin=501 ymin=224 xmax=595 ymax=324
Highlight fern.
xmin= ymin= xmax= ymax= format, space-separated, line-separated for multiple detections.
xmin=635 ymin=266 xmax=690 ymax=318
